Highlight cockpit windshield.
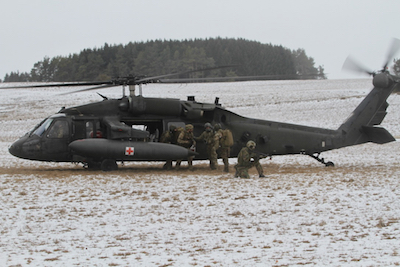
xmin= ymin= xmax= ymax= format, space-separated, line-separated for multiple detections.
xmin=31 ymin=118 xmax=53 ymax=137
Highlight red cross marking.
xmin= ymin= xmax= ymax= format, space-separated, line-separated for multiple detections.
xmin=125 ymin=147 xmax=134 ymax=156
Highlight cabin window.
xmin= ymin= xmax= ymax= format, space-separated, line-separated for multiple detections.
xmin=86 ymin=121 xmax=103 ymax=138
xmin=86 ymin=121 xmax=94 ymax=138
xmin=47 ymin=120 xmax=69 ymax=139
xmin=167 ymin=122 xmax=185 ymax=130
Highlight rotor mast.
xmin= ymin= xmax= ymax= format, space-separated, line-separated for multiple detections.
xmin=129 ymin=85 xmax=136 ymax=97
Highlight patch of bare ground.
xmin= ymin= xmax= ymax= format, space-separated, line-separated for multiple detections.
xmin=0 ymin=161 xmax=398 ymax=178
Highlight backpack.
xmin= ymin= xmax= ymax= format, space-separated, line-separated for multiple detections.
xmin=221 ymin=129 xmax=234 ymax=147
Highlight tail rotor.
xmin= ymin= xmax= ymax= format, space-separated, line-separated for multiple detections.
xmin=342 ymin=38 xmax=400 ymax=76
xmin=382 ymin=38 xmax=400 ymax=72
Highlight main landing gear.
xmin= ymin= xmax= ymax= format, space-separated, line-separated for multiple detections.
xmin=83 ymin=159 xmax=118 ymax=171
xmin=308 ymin=153 xmax=334 ymax=167
xmin=100 ymin=159 xmax=118 ymax=171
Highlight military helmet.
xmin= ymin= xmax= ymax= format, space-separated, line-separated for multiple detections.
xmin=246 ymin=140 xmax=256 ymax=150
xmin=169 ymin=125 xmax=177 ymax=131
xmin=204 ymin=122 xmax=213 ymax=132
xmin=185 ymin=124 xmax=194 ymax=131
xmin=214 ymin=123 xmax=221 ymax=131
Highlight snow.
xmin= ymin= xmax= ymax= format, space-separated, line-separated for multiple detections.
xmin=1 ymin=79 xmax=400 ymax=266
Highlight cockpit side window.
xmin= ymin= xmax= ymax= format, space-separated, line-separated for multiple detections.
xmin=47 ymin=120 xmax=69 ymax=139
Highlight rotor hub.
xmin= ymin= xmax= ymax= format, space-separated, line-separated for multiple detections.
xmin=373 ymin=73 xmax=393 ymax=88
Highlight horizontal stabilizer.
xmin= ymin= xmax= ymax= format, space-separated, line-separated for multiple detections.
xmin=362 ymin=126 xmax=396 ymax=144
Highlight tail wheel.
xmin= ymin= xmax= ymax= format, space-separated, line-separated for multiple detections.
xmin=325 ymin=161 xmax=335 ymax=167
xmin=101 ymin=159 xmax=118 ymax=171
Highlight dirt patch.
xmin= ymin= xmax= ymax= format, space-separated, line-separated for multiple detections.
xmin=1 ymin=162 xmax=398 ymax=179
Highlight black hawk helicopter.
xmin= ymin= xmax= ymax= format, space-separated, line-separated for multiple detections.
xmin=5 ymin=39 xmax=400 ymax=171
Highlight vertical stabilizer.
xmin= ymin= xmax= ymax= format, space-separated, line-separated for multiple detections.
xmin=338 ymin=73 xmax=397 ymax=145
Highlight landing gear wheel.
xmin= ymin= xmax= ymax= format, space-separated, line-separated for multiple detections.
xmin=101 ymin=159 xmax=118 ymax=171
xmin=307 ymin=153 xmax=335 ymax=167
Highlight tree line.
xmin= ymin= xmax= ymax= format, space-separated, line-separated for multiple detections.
xmin=393 ymin=58 xmax=400 ymax=76
xmin=3 ymin=38 xmax=326 ymax=82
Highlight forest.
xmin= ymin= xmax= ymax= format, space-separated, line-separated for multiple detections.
xmin=3 ymin=38 xmax=327 ymax=82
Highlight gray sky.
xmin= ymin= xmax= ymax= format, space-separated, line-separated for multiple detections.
xmin=1 ymin=0 xmax=399 ymax=80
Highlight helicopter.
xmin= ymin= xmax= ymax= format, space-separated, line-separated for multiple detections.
xmin=5 ymin=39 xmax=400 ymax=171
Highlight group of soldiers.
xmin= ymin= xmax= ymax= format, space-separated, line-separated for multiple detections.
xmin=160 ymin=122 xmax=265 ymax=179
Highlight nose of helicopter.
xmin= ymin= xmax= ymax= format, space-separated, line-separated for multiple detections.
xmin=8 ymin=136 xmax=29 ymax=159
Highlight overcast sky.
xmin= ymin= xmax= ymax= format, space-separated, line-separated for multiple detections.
xmin=1 ymin=0 xmax=399 ymax=80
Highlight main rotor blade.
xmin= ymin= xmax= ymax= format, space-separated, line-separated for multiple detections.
xmin=135 ymin=64 xmax=240 ymax=83
xmin=383 ymin=38 xmax=400 ymax=70
xmin=158 ymin=73 xmax=321 ymax=83
xmin=0 ymin=81 xmax=112 ymax=89
xmin=342 ymin=56 xmax=374 ymax=76
xmin=59 ymin=84 xmax=119 ymax=95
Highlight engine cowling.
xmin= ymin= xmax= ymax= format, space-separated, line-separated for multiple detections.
xmin=129 ymin=96 xmax=182 ymax=116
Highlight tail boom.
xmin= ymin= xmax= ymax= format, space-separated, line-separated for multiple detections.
xmin=338 ymin=73 xmax=398 ymax=146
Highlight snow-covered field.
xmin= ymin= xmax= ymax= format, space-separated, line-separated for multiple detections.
xmin=1 ymin=79 xmax=400 ymax=266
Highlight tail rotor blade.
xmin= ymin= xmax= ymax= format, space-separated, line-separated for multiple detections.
xmin=382 ymin=38 xmax=400 ymax=71
xmin=342 ymin=56 xmax=374 ymax=76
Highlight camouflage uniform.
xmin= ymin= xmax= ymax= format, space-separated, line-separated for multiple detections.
xmin=214 ymin=124 xmax=231 ymax=172
xmin=176 ymin=124 xmax=196 ymax=170
xmin=160 ymin=126 xmax=174 ymax=143
xmin=160 ymin=125 xmax=175 ymax=170
xmin=195 ymin=123 xmax=221 ymax=170
xmin=235 ymin=141 xmax=264 ymax=178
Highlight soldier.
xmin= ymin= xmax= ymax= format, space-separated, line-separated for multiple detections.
xmin=160 ymin=125 xmax=176 ymax=170
xmin=214 ymin=123 xmax=233 ymax=172
xmin=235 ymin=140 xmax=265 ymax=179
xmin=176 ymin=124 xmax=196 ymax=170
xmin=195 ymin=122 xmax=221 ymax=170
xmin=171 ymin=125 xmax=184 ymax=145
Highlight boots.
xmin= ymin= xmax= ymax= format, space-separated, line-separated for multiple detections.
xmin=223 ymin=158 xmax=229 ymax=172
xmin=175 ymin=161 xmax=181 ymax=170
